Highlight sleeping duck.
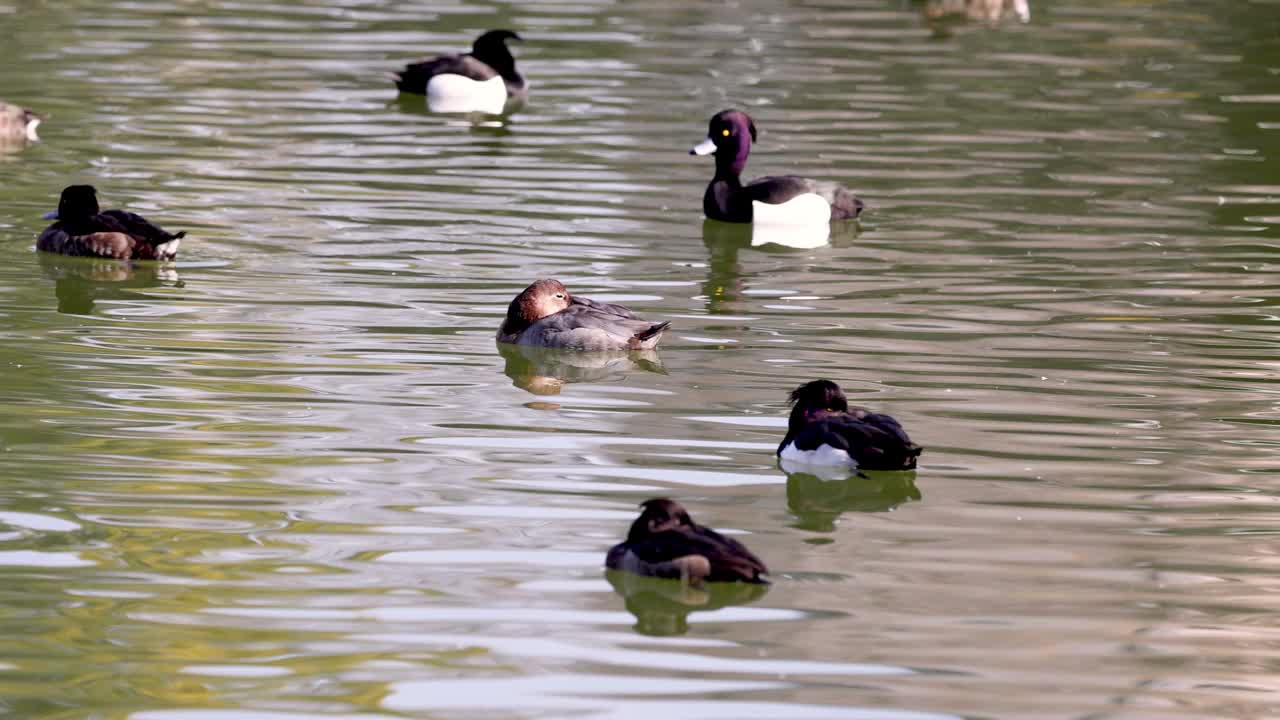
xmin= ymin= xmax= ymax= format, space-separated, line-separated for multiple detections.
xmin=606 ymin=498 xmax=769 ymax=585
xmin=394 ymin=29 xmax=526 ymax=114
xmin=778 ymin=380 xmax=923 ymax=472
xmin=497 ymin=279 xmax=669 ymax=351
xmin=691 ymin=109 xmax=863 ymax=225
xmin=38 ymin=185 xmax=185 ymax=260
xmin=0 ymin=101 xmax=41 ymax=143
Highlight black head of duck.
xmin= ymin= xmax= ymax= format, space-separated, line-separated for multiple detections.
xmin=496 ymin=278 xmax=669 ymax=352
xmin=778 ymin=379 xmax=923 ymax=472
xmin=38 ymin=185 xmax=185 ymax=261
xmin=470 ymin=29 xmax=523 ymax=86
xmin=690 ymin=109 xmax=863 ymax=224
xmin=605 ymin=498 xmax=769 ymax=585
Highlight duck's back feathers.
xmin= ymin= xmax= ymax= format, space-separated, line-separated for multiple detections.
xmin=394 ymin=53 xmax=498 ymax=93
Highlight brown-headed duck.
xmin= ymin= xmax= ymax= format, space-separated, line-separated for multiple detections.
xmin=497 ymin=279 xmax=669 ymax=351
xmin=606 ymin=498 xmax=769 ymax=585
xmin=778 ymin=379 xmax=922 ymax=472
xmin=394 ymin=29 xmax=526 ymax=114
xmin=0 ymin=101 xmax=41 ymax=143
xmin=691 ymin=109 xmax=863 ymax=225
xmin=38 ymin=185 xmax=185 ymax=261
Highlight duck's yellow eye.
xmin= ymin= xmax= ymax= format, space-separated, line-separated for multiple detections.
xmin=721 ymin=129 xmax=730 ymax=137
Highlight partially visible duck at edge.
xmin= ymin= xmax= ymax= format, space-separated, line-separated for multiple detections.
xmin=38 ymin=185 xmax=185 ymax=261
xmin=394 ymin=29 xmax=526 ymax=114
xmin=606 ymin=498 xmax=769 ymax=585
xmin=497 ymin=278 xmax=669 ymax=351
xmin=690 ymin=109 xmax=863 ymax=225
xmin=778 ymin=379 xmax=923 ymax=472
xmin=0 ymin=101 xmax=42 ymax=143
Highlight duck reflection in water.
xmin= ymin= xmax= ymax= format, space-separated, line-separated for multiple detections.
xmin=606 ymin=570 xmax=770 ymax=637
xmin=497 ymin=341 xmax=665 ymax=396
xmin=786 ymin=470 xmax=921 ymax=533
xmin=700 ymin=220 xmax=859 ymax=314
xmin=39 ymin=253 xmax=182 ymax=315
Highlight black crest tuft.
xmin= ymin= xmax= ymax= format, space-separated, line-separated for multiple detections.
xmin=787 ymin=379 xmax=849 ymax=412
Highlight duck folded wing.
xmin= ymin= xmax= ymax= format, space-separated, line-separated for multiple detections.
xmin=746 ymin=175 xmax=818 ymax=205
xmin=99 ymin=210 xmax=186 ymax=243
xmin=526 ymin=305 xmax=666 ymax=351
xmin=747 ymin=176 xmax=862 ymax=219
xmin=395 ymin=54 xmax=497 ymax=92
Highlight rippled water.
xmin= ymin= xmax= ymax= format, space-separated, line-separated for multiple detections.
xmin=1 ymin=0 xmax=1279 ymax=718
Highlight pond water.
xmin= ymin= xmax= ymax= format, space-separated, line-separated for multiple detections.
xmin=1 ymin=0 xmax=1278 ymax=718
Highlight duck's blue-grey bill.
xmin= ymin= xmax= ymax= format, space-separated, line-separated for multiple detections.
xmin=690 ymin=137 xmax=716 ymax=156
xmin=41 ymin=211 xmax=58 ymax=220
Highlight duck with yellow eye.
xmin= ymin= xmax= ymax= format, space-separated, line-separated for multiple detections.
xmin=690 ymin=109 xmax=863 ymax=226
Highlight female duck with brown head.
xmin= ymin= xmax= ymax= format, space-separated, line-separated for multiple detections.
xmin=38 ymin=185 xmax=185 ymax=261
xmin=606 ymin=498 xmax=769 ymax=585
xmin=497 ymin=279 xmax=669 ymax=351
xmin=0 ymin=101 xmax=41 ymax=144
xmin=691 ymin=109 xmax=863 ymax=225
xmin=778 ymin=379 xmax=922 ymax=472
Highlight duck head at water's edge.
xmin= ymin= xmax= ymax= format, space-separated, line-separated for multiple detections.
xmin=605 ymin=498 xmax=769 ymax=586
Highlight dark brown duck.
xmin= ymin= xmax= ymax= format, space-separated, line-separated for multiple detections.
xmin=606 ymin=498 xmax=769 ymax=585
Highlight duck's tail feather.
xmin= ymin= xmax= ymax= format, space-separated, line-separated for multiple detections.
xmin=152 ymin=237 xmax=181 ymax=261
xmin=635 ymin=321 xmax=669 ymax=342
xmin=627 ymin=321 xmax=670 ymax=351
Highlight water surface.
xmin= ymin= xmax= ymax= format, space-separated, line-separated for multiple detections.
xmin=1 ymin=0 xmax=1279 ymax=718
